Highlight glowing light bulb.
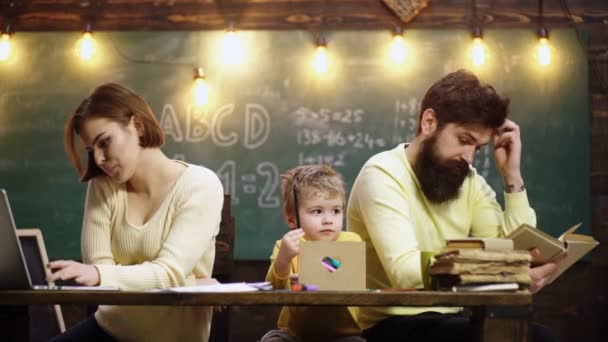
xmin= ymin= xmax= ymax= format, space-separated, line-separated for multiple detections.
xmin=76 ymin=32 xmax=96 ymax=61
xmin=390 ymin=34 xmax=407 ymax=64
xmin=471 ymin=37 xmax=485 ymax=66
xmin=192 ymin=68 xmax=209 ymax=107
xmin=537 ymin=37 xmax=551 ymax=66
xmin=0 ymin=33 xmax=11 ymax=61
xmin=311 ymin=38 xmax=330 ymax=75
xmin=220 ymin=29 xmax=245 ymax=66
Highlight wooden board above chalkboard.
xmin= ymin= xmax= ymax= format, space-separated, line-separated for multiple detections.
xmin=0 ymin=29 xmax=590 ymax=260
xmin=3 ymin=0 xmax=603 ymax=30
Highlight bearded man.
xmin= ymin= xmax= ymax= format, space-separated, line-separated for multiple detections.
xmin=347 ymin=69 xmax=562 ymax=342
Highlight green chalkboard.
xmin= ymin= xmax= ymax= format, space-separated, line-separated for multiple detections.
xmin=0 ymin=29 xmax=590 ymax=260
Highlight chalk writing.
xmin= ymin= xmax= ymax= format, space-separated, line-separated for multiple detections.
xmin=160 ymin=104 xmax=183 ymax=142
xmin=214 ymin=160 xmax=281 ymax=208
xmin=216 ymin=160 xmax=238 ymax=204
xmin=298 ymin=152 xmax=347 ymax=167
xmin=162 ymin=103 xmax=271 ymax=149
xmin=256 ymin=162 xmax=280 ymax=208
xmin=292 ymin=107 xmax=365 ymax=126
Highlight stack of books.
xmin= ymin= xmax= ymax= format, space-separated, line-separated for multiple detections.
xmin=430 ymin=222 xmax=599 ymax=292
xmin=430 ymin=242 xmax=532 ymax=292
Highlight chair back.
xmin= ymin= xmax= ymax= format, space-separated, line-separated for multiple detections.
xmin=213 ymin=194 xmax=235 ymax=281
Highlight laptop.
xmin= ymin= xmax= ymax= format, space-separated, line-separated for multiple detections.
xmin=0 ymin=188 xmax=117 ymax=291
xmin=299 ymin=240 xmax=366 ymax=291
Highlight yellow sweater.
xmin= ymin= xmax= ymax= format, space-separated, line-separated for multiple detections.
xmin=81 ymin=162 xmax=224 ymax=342
xmin=266 ymin=231 xmax=362 ymax=338
xmin=347 ymin=143 xmax=536 ymax=330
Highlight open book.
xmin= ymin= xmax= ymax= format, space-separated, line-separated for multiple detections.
xmin=507 ymin=223 xmax=599 ymax=282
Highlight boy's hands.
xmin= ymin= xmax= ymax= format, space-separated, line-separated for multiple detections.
xmin=274 ymin=229 xmax=305 ymax=279
xmin=277 ymin=228 xmax=305 ymax=261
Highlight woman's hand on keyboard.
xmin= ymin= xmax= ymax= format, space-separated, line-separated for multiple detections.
xmin=47 ymin=260 xmax=101 ymax=286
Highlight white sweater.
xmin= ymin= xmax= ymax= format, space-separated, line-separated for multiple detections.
xmin=81 ymin=162 xmax=223 ymax=341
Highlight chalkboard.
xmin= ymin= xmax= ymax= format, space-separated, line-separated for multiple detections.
xmin=0 ymin=29 xmax=590 ymax=260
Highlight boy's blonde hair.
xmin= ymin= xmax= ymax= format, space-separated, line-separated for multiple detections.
xmin=281 ymin=164 xmax=346 ymax=216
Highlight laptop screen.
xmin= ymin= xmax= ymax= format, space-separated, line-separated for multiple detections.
xmin=0 ymin=189 xmax=33 ymax=289
xmin=20 ymin=235 xmax=48 ymax=286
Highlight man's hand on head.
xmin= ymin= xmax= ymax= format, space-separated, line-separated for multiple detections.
xmin=493 ymin=119 xmax=524 ymax=191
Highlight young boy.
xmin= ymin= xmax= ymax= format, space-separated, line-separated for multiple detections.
xmin=260 ymin=164 xmax=365 ymax=342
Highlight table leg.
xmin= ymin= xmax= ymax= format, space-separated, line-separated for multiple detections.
xmin=472 ymin=306 xmax=531 ymax=342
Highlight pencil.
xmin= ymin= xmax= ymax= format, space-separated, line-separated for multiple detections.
xmin=293 ymin=185 xmax=301 ymax=229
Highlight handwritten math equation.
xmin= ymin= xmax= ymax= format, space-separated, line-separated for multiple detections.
xmin=163 ymin=99 xmax=492 ymax=208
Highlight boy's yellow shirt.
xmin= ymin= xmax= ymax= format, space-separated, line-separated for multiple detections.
xmin=265 ymin=231 xmax=362 ymax=338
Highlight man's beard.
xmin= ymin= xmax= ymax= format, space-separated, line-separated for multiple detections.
xmin=414 ymin=132 xmax=471 ymax=204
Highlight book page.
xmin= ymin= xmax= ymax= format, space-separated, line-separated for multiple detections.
xmin=507 ymin=225 xmax=565 ymax=264
xmin=549 ymin=239 xmax=599 ymax=283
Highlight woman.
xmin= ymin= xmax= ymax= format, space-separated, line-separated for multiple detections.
xmin=49 ymin=83 xmax=224 ymax=341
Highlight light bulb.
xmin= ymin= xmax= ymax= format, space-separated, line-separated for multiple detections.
xmin=537 ymin=37 xmax=551 ymax=66
xmin=192 ymin=68 xmax=209 ymax=107
xmin=0 ymin=33 xmax=11 ymax=61
xmin=76 ymin=32 xmax=96 ymax=61
xmin=220 ymin=29 xmax=245 ymax=66
xmin=471 ymin=37 xmax=485 ymax=66
xmin=311 ymin=38 xmax=330 ymax=75
xmin=390 ymin=34 xmax=407 ymax=64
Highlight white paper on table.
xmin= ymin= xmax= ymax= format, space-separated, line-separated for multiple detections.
xmin=154 ymin=282 xmax=262 ymax=293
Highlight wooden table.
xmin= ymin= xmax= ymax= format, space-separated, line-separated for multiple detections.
xmin=0 ymin=289 xmax=532 ymax=342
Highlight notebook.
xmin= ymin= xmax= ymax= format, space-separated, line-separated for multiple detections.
xmin=298 ymin=240 xmax=366 ymax=291
xmin=0 ymin=188 xmax=118 ymax=291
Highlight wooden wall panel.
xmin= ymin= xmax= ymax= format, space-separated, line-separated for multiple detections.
xmin=589 ymin=18 xmax=608 ymax=272
xmin=0 ymin=0 xmax=606 ymax=30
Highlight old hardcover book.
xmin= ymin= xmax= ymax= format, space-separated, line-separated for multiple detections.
xmin=451 ymin=282 xmax=520 ymax=292
xmin=429 ymin=262 xmax=529 ymax=276
xmin=443 ymin=238 xmax=513 ymax=252
xmin=433 ymin=273 xmax=532 ymax=289
xmin=507 ymin=223 xmax=599 ymax=281
xmin=433 ymin=249 xmax=532 ymax=263
xmin=431 ymin=249 xmax=532 ymax=290
xmin=507 ymin=224 xmax=566 ymax=264
xmin=551 ymin=224 xmax=599 ymax=282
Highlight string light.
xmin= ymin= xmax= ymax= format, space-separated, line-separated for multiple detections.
xmin=471 ymin=27 xmax=485 ymax=66
xmin=0 ymin=24 xmax=12 ymax=62
xmin=219 ymin=22 xmax=245 ymax=66
xmin=192 ymin=67 xmax=209 ymax=107
xmin=469 ymin=0 xmax=486 ymax=67
xmin=537 ymin=28 xmax=551 ymax=66
xmin=536 ymin=0 xmax=551 ymax=66
xmin=75 ymin=24 xmax=96 ymax=61
xmin=311 ymin=36 xmax=330 ymax=75
xmin=389 ymin=26 xmax=407 ymax=65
